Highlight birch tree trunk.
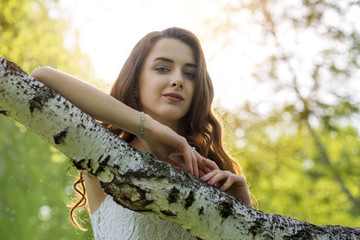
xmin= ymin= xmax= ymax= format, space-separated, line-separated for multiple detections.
xmin=0 ymin=57 xmax=359 ymax=240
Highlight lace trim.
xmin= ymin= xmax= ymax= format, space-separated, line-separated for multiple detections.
xmin=90 ymin=195 xmax=196 ymax=240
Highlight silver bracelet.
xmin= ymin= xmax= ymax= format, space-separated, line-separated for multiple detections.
xmin=139 ymin=111 xmax=144 ymax=140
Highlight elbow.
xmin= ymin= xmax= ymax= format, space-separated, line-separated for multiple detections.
xmin=31 ymin=67 xmax=49 ymax=79
xmin=31 ymin=67 xmax=54 ymax=85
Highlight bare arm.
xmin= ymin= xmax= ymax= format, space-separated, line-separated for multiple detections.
xmin=31 ymin=67 xmax=199 ymax=177
xmin=31 ymin=67 xmax=143 ymax=135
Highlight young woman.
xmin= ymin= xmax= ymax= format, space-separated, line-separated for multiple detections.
xmin=31 ymin=27 xmax=252 ymax=239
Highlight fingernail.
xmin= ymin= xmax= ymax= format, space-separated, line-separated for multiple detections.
xmin=200 ymin=176 xmax=206 ymax=180
xmin=220 ymin=186 xmax=225 ymax=190
xmin=207 ymin=180 xmax=213 ymax=184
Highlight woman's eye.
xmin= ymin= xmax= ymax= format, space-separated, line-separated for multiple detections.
xmin=184 ymin=71 xmax=195 ymax=79
xmin=155 ymin=66 xmax=169 ymax=72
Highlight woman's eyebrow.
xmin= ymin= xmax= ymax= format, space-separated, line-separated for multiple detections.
xmin=153 ymin=57 xmax=197 ymax=68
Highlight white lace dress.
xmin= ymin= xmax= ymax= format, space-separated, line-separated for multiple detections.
xmin=90 ymin=195 xmax=197 ymax=240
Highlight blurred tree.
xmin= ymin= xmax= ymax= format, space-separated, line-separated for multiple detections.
xmin=221 ymin=109 xmax=360 ymax=227
xmin=0 ymin=0 xmax=97 ymax=238
xmin=201 ymin=0 xmax=360 ymax=227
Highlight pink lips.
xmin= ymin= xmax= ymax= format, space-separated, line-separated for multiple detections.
xmin=163 ymin=93 xmax=184 ymax=102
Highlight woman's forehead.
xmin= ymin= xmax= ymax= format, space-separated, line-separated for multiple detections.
xmin=147 ymin=38 xmax=196 ymax=65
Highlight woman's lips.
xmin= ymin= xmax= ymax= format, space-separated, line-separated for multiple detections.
xmin=163 ymin=93 xmax=184 ymax=102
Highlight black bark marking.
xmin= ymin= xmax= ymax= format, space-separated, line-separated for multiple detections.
xmin=248 ymin=218 xmax=267 ymax=237
xmin=95 ymin=155 xmax=111 ymax=175
xmin=102 ymin=155 xmax=110 ymax=164
xmin=184 ymin=190 xmax=195 ymax=209
xmin=161 ymin=210 xmax=177 ymax=217
xmin=72 ymin=159 xmax=86 ymax=170
xmin=105 ymin=182 xmax=154 ymax=212
xmin=218 ymin=201 xmax=234 ymax=219
xmin=29 ymin=96 xmax=43 ymax=113
xmin=77 ymin=123 xmax=86 ymax=129
xmin=167 ymin=187 xmax=180 ymax=203
xmin=87 ymin=159 xmax=93 ymax=169
xmin=2 ymin=59 xmax=28 ymax=76
xmin=0 ymin=110 xmax=8 ymax=116
xmin=283 ymin=223 xmax=327 ymax=240
xmin=283 ymin=229 xmax=316 ymax=240
xmin=28 ymin=87 xmax=56 ymax=114
xmin=199 ymin=206 xmax=204 ymax=215
xmin=53 ymin=128 xmax=68 ymax=144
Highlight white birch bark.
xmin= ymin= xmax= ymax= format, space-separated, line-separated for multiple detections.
xmin=0 ymin=57 xmax=359 ymax=240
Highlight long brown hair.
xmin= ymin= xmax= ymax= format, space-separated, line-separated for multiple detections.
xmin=70 ymin=27 xmax=244 ymax=230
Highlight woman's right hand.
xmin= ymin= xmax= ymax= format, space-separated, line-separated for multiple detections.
xmin=199 ymin=159 xmax=253 ymax=208
xmin=142 ymin=116 xmax=200 ymax=178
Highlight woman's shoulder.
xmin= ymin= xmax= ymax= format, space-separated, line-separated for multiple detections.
xmin=83 ymin=174 xmax=107 ymax=214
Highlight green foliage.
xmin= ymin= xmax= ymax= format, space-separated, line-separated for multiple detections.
xmin=0 ymin=117 xmax=93 ymax=239
xmin=0 ymin=0 xmax=95 ymax=238
xmin=0 ymin=0 xmax=100 ymax=85
xmin=222 ymin=109 xmax=360 ymax=228
xmin=204 ymin=0 xmax=360 ymax=228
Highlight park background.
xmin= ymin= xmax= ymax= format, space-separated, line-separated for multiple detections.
xmin=0 ymin=0 xmax=359 ymax=239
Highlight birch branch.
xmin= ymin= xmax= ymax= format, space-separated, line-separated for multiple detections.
xmin=0 ymin=57 xmax=359 ymax=240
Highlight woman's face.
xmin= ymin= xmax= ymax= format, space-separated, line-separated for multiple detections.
xmin=138 ymin=38 xmax=196 ymax=126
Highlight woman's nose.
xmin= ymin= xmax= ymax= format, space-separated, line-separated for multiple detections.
xmin=170 ymin=71 xmax=183 ymax=89
xmin=171 ymin=81 xmax=183 ymax=89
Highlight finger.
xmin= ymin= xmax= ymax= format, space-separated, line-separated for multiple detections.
xmin=179 ymin=138 xmax=194 ymax=176
xmin=206 ymin=171 xmax=228 ymax=187
xmin=184 ymin=154 xmax=194 ymax=176
xmin=219 ymin=174 xmax=239 ymax=191
xmin=199 ymin=170 xmax=221 ymax=183
xmin=201 ymin=157 xmax=220 ymax=171
xmin=197 ymin=156 xmax=211 ymax=173
xmin=196 ymin=155 xmax=217 ymax=174
xmin=195 ymin=153 xmax=211 ymax=174
xmin=191 ymin=147 xmax=199 ymax=178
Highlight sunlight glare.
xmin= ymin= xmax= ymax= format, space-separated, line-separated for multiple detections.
xmin=57 ymin=0 xmax=275 ymax=111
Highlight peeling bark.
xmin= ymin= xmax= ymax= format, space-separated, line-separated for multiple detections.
xmin=0 ymin=57 xmax=359 ymax=239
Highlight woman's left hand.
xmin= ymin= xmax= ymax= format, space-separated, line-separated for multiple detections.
xmin=200 ymin=163 xmax=252 ymax=208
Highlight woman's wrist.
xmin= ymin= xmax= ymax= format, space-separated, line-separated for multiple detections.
xmin=141 ymin=113 xmax=155 ymax=141
xmin=138 ymin=112 xmax=145 ymax=140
